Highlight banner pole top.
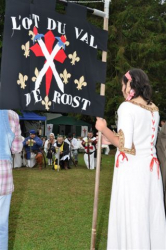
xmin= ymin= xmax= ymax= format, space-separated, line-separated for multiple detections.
xmin=58 ymin=0 xmax=111 ymax=18
xmin=92 ymin=0 xmax=111 ymax=18
xmin=104 ymin=0 xmax=111 ymax=19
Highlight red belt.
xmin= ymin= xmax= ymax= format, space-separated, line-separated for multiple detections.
xmin=85 ymin=146 xmax=93 ymax=150
xmin=116 ymin=153 xmax=160 ymax=179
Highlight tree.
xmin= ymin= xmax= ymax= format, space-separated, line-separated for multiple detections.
xmin=72 ymin=0 xmax=166 ymax=125
xmin=105 ymin=0 xmax=166 ymax=125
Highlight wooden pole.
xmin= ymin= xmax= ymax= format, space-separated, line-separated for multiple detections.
xmin=88 ymin=136 xmax=91 ymax=169
xmin=90 ymin=1 xmax=110 ymax=249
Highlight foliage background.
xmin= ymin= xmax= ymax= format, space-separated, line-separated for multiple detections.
xmin=1 ymin=0 xmax=166 ymax=125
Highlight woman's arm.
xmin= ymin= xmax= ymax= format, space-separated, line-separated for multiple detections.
xmin=95 ymin=118 xmax=119 ymax=148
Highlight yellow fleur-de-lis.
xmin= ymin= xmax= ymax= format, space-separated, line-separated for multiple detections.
xmin=29 ymin=30 xmax=35 ymax=41
xmin=65 ymin=41 xmax=70 ymax=46
xmin=74 ymin=76 xmax=87 ymax=90
xmin=41 ymin=96 xmax=51 ymax=111
xmin=60 ymin=69 xmax=71 ymax=84
xmin=32 ymin=68 xmax=39 ymax=82
xmin=17 ymin=73 xmax=28 ymax=89
xmin=21 ymin=41 xmax=30 ymax=58
xmin=68 ymin=51 xmax=80 ymax=65
xmin=64 ymin=35 xmax=70 ymax=46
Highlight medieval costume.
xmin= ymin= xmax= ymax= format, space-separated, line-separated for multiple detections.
xmin=107 ymin=101 xmax=166 ymax=249
xmin=44 ymin=133 xmax=56 ymax=165
xmin=96 ymin=68 xmax=166 ymax=249
xmin=65 ymin=133 xmax=79 ymax=166
xmin=156 ymin=122 xmax=166 ymax=211
xmin=82 ymin=135 xmax=97 ymax=170
xmin=53 ymin=139 xmax=70 ymax=170
xmin=23 ymin=130 xmax=43 ymax=169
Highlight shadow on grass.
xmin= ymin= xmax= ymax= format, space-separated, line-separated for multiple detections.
xmin=9 ymin=168 xmax=29 ymax=250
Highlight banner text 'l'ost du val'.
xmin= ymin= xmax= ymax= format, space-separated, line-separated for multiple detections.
xmin=0 ymin=0 xmax=108 ymax=117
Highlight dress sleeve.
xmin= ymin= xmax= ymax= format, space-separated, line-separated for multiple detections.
xmin=117 ymin=102 xmax=136 ymax=155
xmin=9 ymin=110 xmax=24 ymax=154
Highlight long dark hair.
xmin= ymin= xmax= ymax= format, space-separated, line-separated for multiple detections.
xmin=122 ymin=68 xmax=152 ymax=104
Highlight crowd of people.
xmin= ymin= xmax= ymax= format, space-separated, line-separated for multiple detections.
xmin=0 ymin=116 xmax=99 ymax=249
xmin=19 ymin=129 xmax=98 ymax=171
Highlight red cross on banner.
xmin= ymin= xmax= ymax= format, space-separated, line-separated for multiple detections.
xmin=30 ymin=27 xmax=67 ymax=96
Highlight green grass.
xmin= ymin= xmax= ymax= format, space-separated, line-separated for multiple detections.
xmin=9 ymin=153 xmax=115 ymax=250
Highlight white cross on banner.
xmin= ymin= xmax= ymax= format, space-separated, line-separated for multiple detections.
xmin=46 ymin=124 xmax=53 ymax=137
xmin=0 ymin=0 xmax=108 ymax=118
xmin=35 ymin=38 xmax=64 ymax=93
xmin=81 ymin=126 xmax=88 ymax=137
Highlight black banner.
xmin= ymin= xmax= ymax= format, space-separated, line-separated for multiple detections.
xmin=0 ymin=0 xmax=108 ymax=117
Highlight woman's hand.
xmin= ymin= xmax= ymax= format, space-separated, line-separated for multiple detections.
xmin=101 ymin=134 xmax=111 ymax=145
xmin=95 ymin=117 xmax=107 ymax=133
xmin=96 ymin=133 xmax=111 ymax=145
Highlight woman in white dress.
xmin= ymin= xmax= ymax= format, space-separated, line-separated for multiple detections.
xmin=96 ymin=69 xmax=166 ymax=249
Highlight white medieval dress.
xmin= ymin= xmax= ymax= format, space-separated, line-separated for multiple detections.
xmin=82 ymin=136 xmax=96 ymax=170
xmin=107 ymin=101 xmax=166 ymax=250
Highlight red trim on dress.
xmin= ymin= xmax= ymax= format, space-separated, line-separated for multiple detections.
xmin=150 ymin=112 xmax=160 ymax=179
xmin=150 ymin=157 xmax=160 ymax=179
xmin=116 ymin=152 xmax=128 ymax=168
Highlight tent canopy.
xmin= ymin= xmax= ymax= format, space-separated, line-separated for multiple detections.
xmin=47 ymin=116 xmax=91 ymax=126
xmin=19 ymin=111 xmax=46 ymax=121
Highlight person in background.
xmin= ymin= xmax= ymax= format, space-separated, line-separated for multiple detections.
xmin=161 ymin=120 xmax=166 ymax=126
xmin=65 ymin=133 xmax=79 ymax=166
xmin=0 ymin=110 xmax=23 ymax=250
xmin=42 ymin=136 xmax=47 ymax=147
xmin=82 ymin=130 xmax=97 ymax=170
xmin=157 ymin=120 xmax=166 ymax=211
xmin=23 ymin=130 xmax=43 ymax=170
xmin=95 ymin=68 xmax=166 ymax=249
xmin=44 ymin=133 xmax=56 ymax=166
xmin=53 ymin=135 xmax=69 ymax=170
xmin=159 ymin=119 xmax=166 ymax=131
